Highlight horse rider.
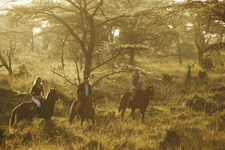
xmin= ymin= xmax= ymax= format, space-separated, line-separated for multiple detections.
xmin=76 ymin=75 xmax=92 ymax=114
xmin=31 ymin=76 xmax=44 ymax=117
xmin=129 ymin=67 xmax=146 ymax=101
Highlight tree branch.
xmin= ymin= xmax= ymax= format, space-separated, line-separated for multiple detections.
xmin=90 ymin=49 xmax=123 ymax=72
xmin=91 ymin=0 xmax=103 ymax=17
xmin=51 ymin=70 xmax=78 ymax=87
xmin=42 ymin=11 xmax=88 ymax=55
xmin=96 ymin=13 xmax=130 ymax=27
xmin=91 ymin=70 xmax=127 ymax=87
xmin=57 ymin=6 xmax=79 ymax=14
xmin=72 ymin=58 xmax=81 ymax=84
xmin=65 ymin=0 xmax=81 ymax=10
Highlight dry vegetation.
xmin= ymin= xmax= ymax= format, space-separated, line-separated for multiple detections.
xmin=1 ymin=51 xmax=225 ymax=150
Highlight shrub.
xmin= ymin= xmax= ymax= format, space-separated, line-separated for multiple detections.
xmin=0 ymin=126 xmax=6 ymax=147
xmin=201 ymin=58 xmax=214 ymax=70
xmin=186 ymin=95 xmax=218 ymax=114
xmin=14 ymin=64 xmax=29 ymax=77
xmin=159 ymin=129 xmax=180 ymax=150
xmin=162 ymin=73 xmax=173 ymax=84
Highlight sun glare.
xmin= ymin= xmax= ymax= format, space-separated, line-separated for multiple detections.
xmin=114 ymin=29 xmax=120 ymax=37
xmin=173 ymin=0 xmax=185 ymax=2
xmin=0 ymin=0 xmax=32 ymax=8
xmin=12 ymin=0 xmax=32 ymax=5
xmin=33 ymin=27 xmax=42 ymax=34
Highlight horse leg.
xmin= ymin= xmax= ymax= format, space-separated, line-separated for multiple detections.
xmin=13 ymin=114 xmax=20 ymax=129
xmin=131 ymin=108 xmax=135 ymax=120
xmin=121 ymin=110 xmax=125 ymax=121
xmin=141 ymin=108 xmax=146 ymax=122
xmin=11 ymin=115 xmax=17 ymax=129
xmin=81 ymin=117 xmax=84 ymax=126
xmin=91 ymin=117 xmax=95 ymax=126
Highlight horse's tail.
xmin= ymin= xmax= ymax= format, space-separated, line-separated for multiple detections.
xmin=115 ymin=92 xmax=131 ymax=117
xmin=115 ymin=97 xmax=124 ymax=117
xmin=115 ymin=108 xmax=122 ymax=117
xmin=67 ymin=100 xmax=77 ymax=124
xmin=9 ymin=107 xmax=16 ymax=132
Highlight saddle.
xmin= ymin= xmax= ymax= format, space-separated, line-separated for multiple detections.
xmin=31 ymin=98 xmax=45 ymax=117
xmin=75 ymin=100 xmax=95 ymax=115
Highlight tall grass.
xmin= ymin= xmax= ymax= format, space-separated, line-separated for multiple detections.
xmin=1 ymin=51 xmax=225 ymax=149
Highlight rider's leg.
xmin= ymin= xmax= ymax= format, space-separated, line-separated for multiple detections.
xmin=76 ymin=98 xmax=83 ymax=115
xmin=131 ymin=89 xmax=137 ymax=100
xmin=32 ymin=97 xmax=41 ymax=117
xmin=32 ymin=97 xmax=41 ymax=107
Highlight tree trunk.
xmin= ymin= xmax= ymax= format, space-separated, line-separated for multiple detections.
xmin=129 ymin=49 xmax=135 ymax=65
xmin=80 ymin=55 xmax=83 ymax=71
xmin=31 ymin=31 xmax=34 ymax=51
xmin=84 ymin=53 xmax=92 ymax=76
xmin=0 ymin=52 xmax=13 ymax=74
xmin=198 ymin=50 xmax=203 ymax=64
xmin=176 ymin=36 xmax=182 ymax=65
xmin=61 ymin=43 xmax=65 ymax=70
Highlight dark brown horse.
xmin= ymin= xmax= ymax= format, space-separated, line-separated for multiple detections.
xmin=67 ymin=96 xmax=95 ymax=125
xmin=116 ymin=85 xmax=154 ymax=122
xmin=9 ymin=88 xmax=59 ymax=131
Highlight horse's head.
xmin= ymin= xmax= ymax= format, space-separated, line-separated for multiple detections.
xmin=47 ymin=88 xmax=59 ymax=102
xmin=146 ymin=85 xmax=154 ymax=99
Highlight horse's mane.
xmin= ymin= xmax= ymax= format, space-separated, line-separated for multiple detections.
xmin=45 ymin=88 xmax=56 ymax=100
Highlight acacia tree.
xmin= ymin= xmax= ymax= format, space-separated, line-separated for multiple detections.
xmin=54 ymin=29 xmax=70 ymax=70
xmin=16 ymin=1 xmax=131 ymax=74
xmin=0 ymin=13 xmax=18 ymax=75
xmin=178 ymin=0 xmax=225 ymax=63
xmin=108 ymin=0 xmax=152 ymax=65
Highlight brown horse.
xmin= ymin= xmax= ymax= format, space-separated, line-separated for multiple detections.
xmin=67 ymin=96 xmax=95 ymax=126
xmin=116 ymin=85 xmax=154 ymax=122
xmin=9 ymin=88 xmax=59 ymax=131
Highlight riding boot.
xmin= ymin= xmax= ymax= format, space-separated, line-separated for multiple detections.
xmin=36 ymin=107 xmax=42 ymax=118
xmin=127 ymin=97 xmax=132 ymax=108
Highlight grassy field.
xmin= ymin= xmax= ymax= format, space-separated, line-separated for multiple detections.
xmin=1 ymin=50 xmax=225 ymax=150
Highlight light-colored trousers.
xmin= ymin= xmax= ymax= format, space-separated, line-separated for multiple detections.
xmin=32 ymin=96 xmax=41 ymax=107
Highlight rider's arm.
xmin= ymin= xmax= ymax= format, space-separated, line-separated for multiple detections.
xmin=41 ymin=85 xmax=44 ymax=97
xmin=140 ymin=75 xmax=146 ymax=87
xmin=129 ymin=75 xmax=135 ymax=89
xmin=89 ymin=84 xmax=92 ymax=96
xmin=31 ymin=85 xmax=35 ymax=97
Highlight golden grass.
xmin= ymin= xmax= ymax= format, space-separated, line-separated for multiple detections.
xmin=1 ymin=51 xmax=225 ymax=149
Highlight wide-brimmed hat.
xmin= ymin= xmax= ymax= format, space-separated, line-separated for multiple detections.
xmin=83 ymin=75 xmax=89 ymax=79
xmin=134 ymin=67 xmax=140 ymax=71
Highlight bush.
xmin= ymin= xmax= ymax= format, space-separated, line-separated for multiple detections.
xmin=186 ymin=95 xmax=218 ymax=114
xmin=14 ymin=64 xmax=29 ymax=77
xmin=0 ymin=126 xmax=6 ymax=147
xmin=159 ymin=129 xmax=180 ymax=150
xmin=201 ymin=58 xmax=214 ymax=70
xmin=162 ymin=73 xmax=173 ymax=84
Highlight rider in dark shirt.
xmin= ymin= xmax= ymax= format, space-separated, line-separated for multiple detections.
xmin=31 ymin=76 xmax=44 ymax=117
